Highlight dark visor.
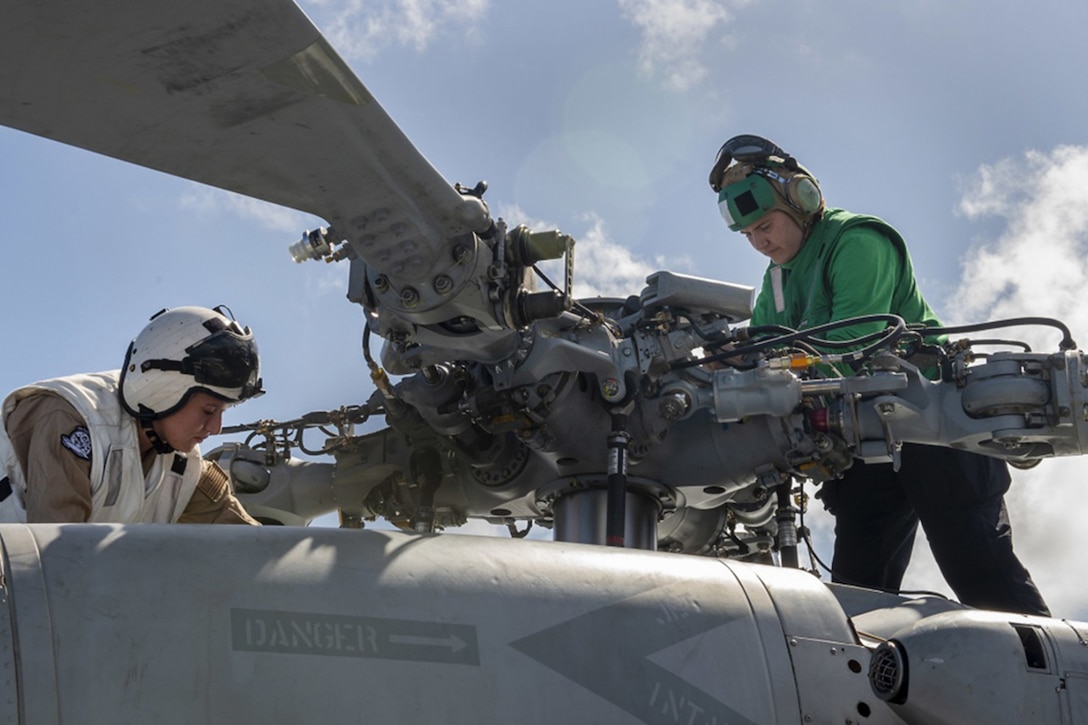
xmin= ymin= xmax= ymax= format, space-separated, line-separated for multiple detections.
xmin=143 ymin=329 xmax=262 ymax=400
xmin=187 ymin=330 xmax=260 ymax=392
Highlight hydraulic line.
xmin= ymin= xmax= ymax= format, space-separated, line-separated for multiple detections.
xmin=674 ymin=313 xmax=907 ymax=370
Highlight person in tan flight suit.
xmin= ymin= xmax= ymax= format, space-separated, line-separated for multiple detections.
xmin=0 ymin=306 xmax=263 ymax=524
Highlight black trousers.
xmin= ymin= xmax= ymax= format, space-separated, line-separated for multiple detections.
xmin=819 ymin=443 xmax=1050 ymax=616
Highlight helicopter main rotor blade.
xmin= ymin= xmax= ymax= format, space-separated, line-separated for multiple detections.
xmin=0 ymin=0 xmax=490 ymax=265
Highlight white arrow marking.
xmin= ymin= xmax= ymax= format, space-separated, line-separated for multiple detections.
xmin=389 ymin=634 xmax=466 ymax=653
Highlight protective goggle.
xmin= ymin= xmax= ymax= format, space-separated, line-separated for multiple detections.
xmin=709 ymin=134 xmax=795 ymax=193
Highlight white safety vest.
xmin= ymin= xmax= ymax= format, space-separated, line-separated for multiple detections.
xmin=0 ymin=371 xmax=202 ymax=523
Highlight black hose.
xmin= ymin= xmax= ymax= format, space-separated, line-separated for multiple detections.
xmin=674 ymin=313 xmax=907 ymax=370
xmin=918 ymin=316 xmax=1076 ymax=350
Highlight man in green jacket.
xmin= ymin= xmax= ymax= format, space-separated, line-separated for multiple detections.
xmin=709 ymin=134 xmax=1048 ymax=616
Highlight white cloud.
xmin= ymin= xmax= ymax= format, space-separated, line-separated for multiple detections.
xmin=928 ymin=145 xmax=1088 ymax=619
xmin=948 ymin=145 xmax=1088 ymax=350
xmin=617 ymin=0 xmax=734 ymax=91
xmin=178 ymin=185 xmax=347 ymax=294
xmin=179 ymin=185 xmax=317 ymax=234
xmin=495 ymin=204 xmax=658 ymax=299
xmin=566 ymin=214 xmax=659 ymax=298
xmin=304 ymin=0 xmax=489 ymax=60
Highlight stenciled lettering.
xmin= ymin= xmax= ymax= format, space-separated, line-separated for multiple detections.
xmin=240 ymin=613 xmax=378 ymax=655
xmin=229 ymin=608 xmax=479 ymax=666
xmin=648 ymin=681 xmax=722 ymax=725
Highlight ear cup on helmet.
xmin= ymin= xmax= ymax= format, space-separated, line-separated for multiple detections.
xmin=751 ymin=164 xmax=824 ymax=216
xmin=785 ymin=173 xmax=822 ymax=214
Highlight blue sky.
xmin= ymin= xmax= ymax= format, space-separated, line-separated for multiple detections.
xmin=3 ymin=0 xmax=1088 ymax=618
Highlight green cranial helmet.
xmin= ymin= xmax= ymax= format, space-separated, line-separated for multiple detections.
xmin=709 ymin=135 xmax=824 ymax=232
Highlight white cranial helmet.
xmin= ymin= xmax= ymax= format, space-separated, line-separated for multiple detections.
xmin=119 ymin=306 xmax=263 ymax=420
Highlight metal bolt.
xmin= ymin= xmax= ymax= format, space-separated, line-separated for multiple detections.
xmin=433 ymin=274 xmax=454 ymax=295
xmin=400 ymin=287 xmax=421 ymax=308
xmin=452 ymin=245 xmax=470 ymax=264
xmin=659 ymin=392 xmax=690 ymax=422
xmin=374 ymin=274 xmax=389 ymax=292
xmin=878 ymin=402 xmax=895 ymax=416
xmin=660 ymin=398 xmax=684 ymax=421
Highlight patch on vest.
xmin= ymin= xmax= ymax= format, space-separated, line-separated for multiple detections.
xmin=60 ymin=426 xmax=92 ymax=461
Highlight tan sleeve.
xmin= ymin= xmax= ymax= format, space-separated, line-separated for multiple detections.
xmin=176 ymin=458 xmax=261 ymax=525
xmin=6 ymin=393 xmax=94 ymax=522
